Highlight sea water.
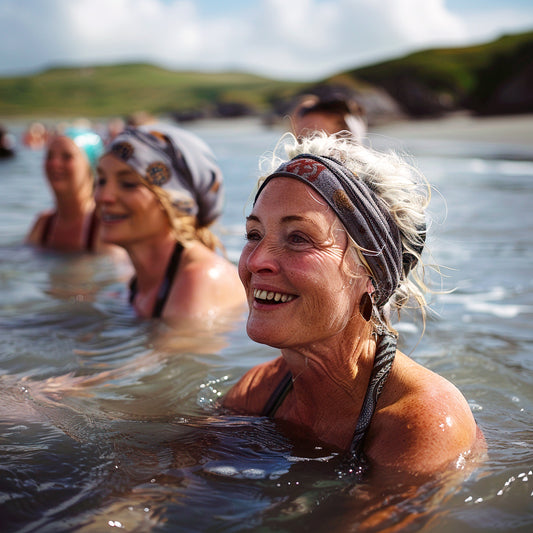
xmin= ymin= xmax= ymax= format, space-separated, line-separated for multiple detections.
xmin=0 ymin=117 xmax=532 ymax=532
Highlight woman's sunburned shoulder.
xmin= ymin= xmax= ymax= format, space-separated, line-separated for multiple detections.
xmin=164 ymin=242 xmax=245 ymax=320
xmin=367 ymin=352 xmax=481 ymax=474
xmin=223 ymin=357 xmax=287 ymax=414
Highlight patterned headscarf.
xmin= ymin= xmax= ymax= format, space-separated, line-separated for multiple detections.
xmin=254 ymin=154 xmax=405 ymax=308
xmin=106 ymin=123 xmax=224 ymax=227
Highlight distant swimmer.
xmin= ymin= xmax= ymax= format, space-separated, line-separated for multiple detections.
xmin=26 ymin=127 xmax=119 ymax=254
xmin=290 ymin=87 xmax=367 ymax=143
xmin=22 ymin=121 xmax=48 ymax=150
xmin=0 ymin=124 xmax=16 ymax=158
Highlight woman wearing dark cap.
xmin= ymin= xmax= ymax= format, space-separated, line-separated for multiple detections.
xmin=95 ymin=123 xmax=245 ymax=323
xmin=290 ymin=91 xmax=367 ymax=142
xmin=224 ymin=132 xmax=484 ymax=476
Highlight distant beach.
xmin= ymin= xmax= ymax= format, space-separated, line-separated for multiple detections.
xmin=372 ymin=112 xmax=533 ymax=146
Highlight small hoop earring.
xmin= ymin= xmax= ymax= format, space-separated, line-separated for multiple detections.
xmin=359 ymin=292 xmax=373 ymax=322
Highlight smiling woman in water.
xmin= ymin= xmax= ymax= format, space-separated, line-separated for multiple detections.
xmin=95 ymin=123 xmax=246 ymax=324
xmin=223 ymin=132 xmax=485 ymax=476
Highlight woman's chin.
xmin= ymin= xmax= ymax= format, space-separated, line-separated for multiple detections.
xmin=246 ymin=324 xmax=287 ymax=349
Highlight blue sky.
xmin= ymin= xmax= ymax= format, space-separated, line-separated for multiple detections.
xmin=0 ymin=0 xmax=532 ymax=80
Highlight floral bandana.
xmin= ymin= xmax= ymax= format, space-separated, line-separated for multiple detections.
xmin=107 ymin=124 xmax=224 ymax=227
xmin=254 ymin=154 xmax=405 ymax=308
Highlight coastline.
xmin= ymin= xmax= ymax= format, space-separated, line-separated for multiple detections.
xmin=371 ymin=113 xmax=533 ymax=146
xmin=4 ymin=113 xmax=533 ymax=160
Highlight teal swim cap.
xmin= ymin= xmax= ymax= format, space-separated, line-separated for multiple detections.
xmin=64 ymin=127 xmax=104 ymax=169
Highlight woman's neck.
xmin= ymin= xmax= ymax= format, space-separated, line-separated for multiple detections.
xmin=55 ymin=191 xmax=94 ymax=219
xmin=127 ymin=234 xmax=180 ymax=293
xmin=281 ymin=319 xmax=377 ymax=419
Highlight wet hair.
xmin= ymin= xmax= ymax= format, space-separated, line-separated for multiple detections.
xmin=257 ymin=132 xmax=431 ymax=324
xmin=145 ymin=182 xmax=223 ymax=252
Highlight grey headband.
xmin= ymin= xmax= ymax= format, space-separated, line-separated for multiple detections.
xmin=254 ymin=154 xmax=403 ymax=308
xmin=107 ymin=124 xmax=224 ymax=227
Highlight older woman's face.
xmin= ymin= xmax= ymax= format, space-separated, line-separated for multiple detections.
xmin=240 ymin=177 xmax=366 ymax=349
xmin=95 ymin=153 xmax=171 ymax=247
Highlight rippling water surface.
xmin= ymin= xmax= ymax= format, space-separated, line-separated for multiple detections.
xmin=0 ymin=117 xmax=532 ymax=532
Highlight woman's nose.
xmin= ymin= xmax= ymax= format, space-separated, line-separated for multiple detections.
xmin=94 ymin=181 xmax=115 ymax=205
xmin=45 ymin=155 xmax=60 ymax=171
xmin=245 ymin=238 xmax=280 ymax=274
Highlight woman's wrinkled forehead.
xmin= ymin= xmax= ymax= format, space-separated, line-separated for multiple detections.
xmin=250 ymin=177 xmax=349 ymax=247
xmin=253 ymin=176 xmax=333 ymax=220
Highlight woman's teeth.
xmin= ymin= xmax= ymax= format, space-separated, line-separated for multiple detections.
xmin=253 ymin=289 xmax=294 ymax=303
xmin=102 ymin=213 xmax=127 ymax=222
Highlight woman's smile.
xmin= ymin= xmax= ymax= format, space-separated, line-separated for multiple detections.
xmin=252 ymin=287 xmax=297 ymax=305
xmin=100 ymin=211 xmax=128 ymax=223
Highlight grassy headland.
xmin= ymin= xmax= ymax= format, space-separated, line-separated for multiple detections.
xmin=0 ymin=29 xmax=531 ymax=121
xmin=333 ymin=30 xmax=533 ymax=117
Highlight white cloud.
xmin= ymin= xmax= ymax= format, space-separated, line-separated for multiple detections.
xmin=0 ymin=0 xmax=531 ymax=80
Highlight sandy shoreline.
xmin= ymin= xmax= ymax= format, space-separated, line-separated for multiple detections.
xmin=4 ymin=112 xmax=533 ymax=154
xmin=371 ymin=113 xmax=533 ymax=147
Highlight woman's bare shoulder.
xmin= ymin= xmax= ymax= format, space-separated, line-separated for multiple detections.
xmin=25 ymin=210 xmax=54 ymax=244
xmin=170 ymin=243 xmax=245 ymax=315
xmin=367 ymin=352 xmax=480 ymax=474
xmin=223 ymin=356 xmax=287 ymax=414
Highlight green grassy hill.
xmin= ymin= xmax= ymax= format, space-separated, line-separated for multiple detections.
xmin=0 ymin=29 xmax=531 ymax=120
xmin=0 ymin=63 xmax=304 ymax=118
xmin=332 ymin=30 xmax=533 ymax=116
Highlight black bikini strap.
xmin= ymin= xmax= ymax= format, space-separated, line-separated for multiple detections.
xmin=40 ymin=212 xmax=56 ymax=246
xmin=128 ymin=277 xmax=137 ymax=304
xmin=261 ymin=371 xmax=293 ymax=417
xmin=152 ymin=241 xmax=184 ymax=318
xmin=86 ymin=209 xmax=99 ymax=252
xmin=349 ymin=331 xmax=397 ymax=458
xmin=127 ymin=241 xmax=184 ymax=318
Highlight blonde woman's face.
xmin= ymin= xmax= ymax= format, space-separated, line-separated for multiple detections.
xmin=95 ymin=154 xmax=171 ymax=247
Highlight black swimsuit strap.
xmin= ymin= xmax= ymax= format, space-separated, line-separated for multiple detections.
xmin=128 ymin=241 xmax=184 ymax=318
xmin=85 ymin=209 xmax=99 ymax=252
xmin=128 ymin=277 xmax=138 ymax=304
xmin=261 ymin=371 xmax=293 ymax=417
xmin=40 ymin=212 xmax=56 ymax=246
